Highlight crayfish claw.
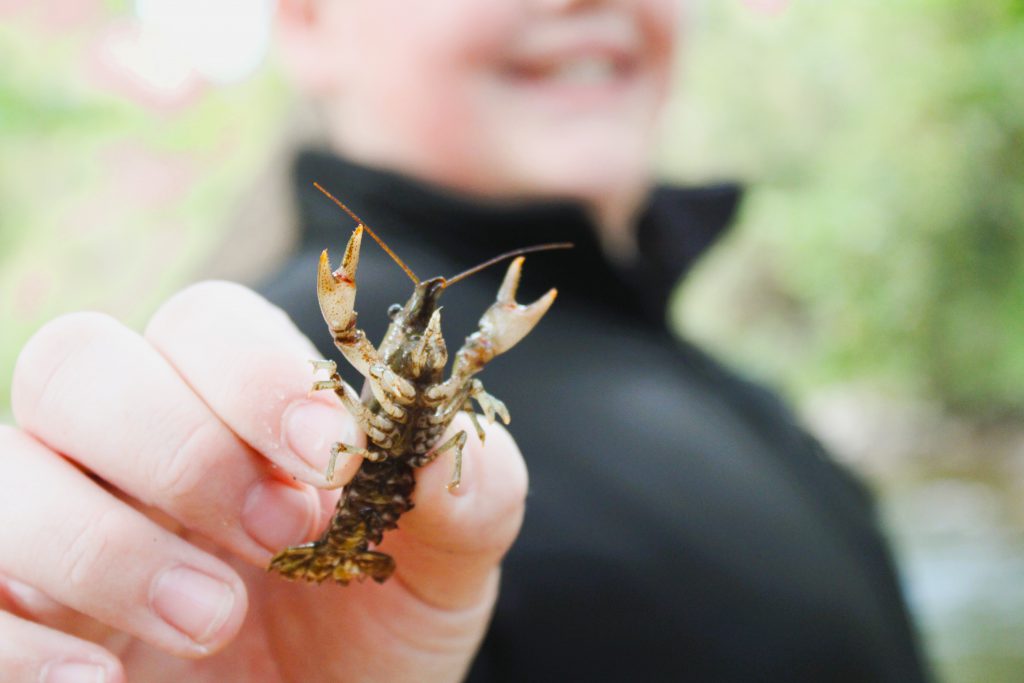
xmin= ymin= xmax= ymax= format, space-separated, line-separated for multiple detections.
xmin=317 ymin=226 xmax=363 ymax=334
xmin=496 ymin=255 xmax=525 ymax=304
xmin=481 ymin=257 xmax=557 ymax=355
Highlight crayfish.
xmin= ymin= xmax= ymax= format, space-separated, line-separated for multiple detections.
xmin=268 ymin=183 xmax=567 ymax=585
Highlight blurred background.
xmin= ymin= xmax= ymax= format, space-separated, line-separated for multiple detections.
xmin=1 ymin=1 xmax=1022 ymax=680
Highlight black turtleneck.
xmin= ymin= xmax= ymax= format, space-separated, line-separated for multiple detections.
xmin=259 ymin=151 xmax=929 ymax=683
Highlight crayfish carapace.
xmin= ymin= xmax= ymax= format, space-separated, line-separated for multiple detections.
xmin=268 ymin=182 xmax=568 ymax=585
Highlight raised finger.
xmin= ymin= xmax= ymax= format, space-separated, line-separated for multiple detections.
xmin=11 ymin=311 xmax=320 ymax=563
xmin=143 ymin=280 xmax=365 ymax=487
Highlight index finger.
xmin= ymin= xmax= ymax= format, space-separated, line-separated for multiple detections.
xmin=144 ymin=281 xmax=364 ymax=489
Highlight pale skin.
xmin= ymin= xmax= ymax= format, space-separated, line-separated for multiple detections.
xmin=4 ymin=282 xmax=527 ymax=683
xmin=2 ymin=0 xmax=679 ymax=680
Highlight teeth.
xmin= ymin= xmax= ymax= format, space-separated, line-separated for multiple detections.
xmin=544 ymin=57 xmax=617 ymax=85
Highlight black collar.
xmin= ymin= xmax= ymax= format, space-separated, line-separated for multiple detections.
xmin=293 ymin=150 xmax=741 ymax=326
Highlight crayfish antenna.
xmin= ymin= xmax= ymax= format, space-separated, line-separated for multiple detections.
xmin=314 ymin=181 xmax=419 ymax=285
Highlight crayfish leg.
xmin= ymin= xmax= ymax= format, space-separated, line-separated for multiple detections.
xmin=409 ymin=430 xmax=468 ymax=491
xmin=464 ymin=404 xmax=487 ymax=444
xmin=327 ymin=442 xmax=383 ymax=487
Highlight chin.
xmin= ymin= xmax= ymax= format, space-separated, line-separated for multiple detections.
xmin=501 ymin=136 xmax=653 ymax=204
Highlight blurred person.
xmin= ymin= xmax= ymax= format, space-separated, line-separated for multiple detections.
xmin=1 ymin=1 xmax=930 ymax=683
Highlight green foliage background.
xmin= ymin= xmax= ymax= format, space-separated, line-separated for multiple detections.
xmin=668 ymin=0 xmax=1024 ymax=415
xmin=0 ymin=17 xmax=288 ymax=419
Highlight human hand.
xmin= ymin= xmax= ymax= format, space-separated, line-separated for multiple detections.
xmin=2 ymin=281 xmax=527 ymax=683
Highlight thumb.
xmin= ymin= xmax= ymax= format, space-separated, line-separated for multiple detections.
xmin=305 ymin=413 xmax=527 ymax=683
xmin=381 ymin=413 xmax=529 ymax=610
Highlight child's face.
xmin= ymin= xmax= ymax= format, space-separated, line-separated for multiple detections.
xmin=283 ymin=0 xmax=680 ymax=205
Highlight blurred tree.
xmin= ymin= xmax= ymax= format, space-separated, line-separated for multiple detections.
xmin=0 ymin=12 xmax=287 ymax=415
xmin=669 ymin=0 xmax=1024 ymax=415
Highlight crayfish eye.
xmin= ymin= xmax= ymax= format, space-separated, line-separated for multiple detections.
xmin=387 ymin=304 xmax=402 ymax=321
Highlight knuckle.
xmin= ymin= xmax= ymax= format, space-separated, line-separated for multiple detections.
xmin=11 ymin=312 xmax=120 ymax=427
xmin=145 ymin=280 xmax=311 ymax=361
xmin=172 ymin=279 xmax=252 ymax=308
xmin=0 ymin=426 xmax=38 ymax=467
xmin=146 ymin=280 xmax=286 ymax=340
xmin=54 ymin=507 xmax=127 ymax=589
xmin=144 ymin=280 xmax=239 ymax=336
xmin=0 ymin=425 xmax=22 ymax=450
xmin=152 ymin=420 xmax=222 ymax=504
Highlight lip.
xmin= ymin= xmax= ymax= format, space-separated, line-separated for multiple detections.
xmin=498 ymin=43 xmax=641 ymax=109
xmin=504 ymin=47 xmax=634 ymax=77
xmin=503 ymin=34 xmax=635 ymax=71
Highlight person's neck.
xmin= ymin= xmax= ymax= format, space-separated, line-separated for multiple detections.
xmin=587 ymin=181 xmax=651 ymax=265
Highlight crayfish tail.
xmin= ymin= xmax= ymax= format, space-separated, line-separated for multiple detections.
xmin=268 ymin=543 xmax=395 ymax=585
xmin=267 ymin=459 xmax=415 ymax=586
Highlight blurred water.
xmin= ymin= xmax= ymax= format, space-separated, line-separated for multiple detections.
xmin=803 ymin=389 xmax=1024 ymax=682
xmin=885 ymin=478 xmax=1024 ymax=683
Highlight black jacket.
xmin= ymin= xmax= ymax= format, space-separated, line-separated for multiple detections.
xmin=260 ymin=151 xmax=929 ymax=682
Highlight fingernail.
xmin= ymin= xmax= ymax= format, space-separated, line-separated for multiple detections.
xmin=283 ymin=401 xmax=354 ymax=473
xmin=150 ymin=567 xmax=235 ymax=646
xmin=43 ymin=662 xmax=106 ymax=683
xmin=242 ymin=479 xmax=315 ymax=552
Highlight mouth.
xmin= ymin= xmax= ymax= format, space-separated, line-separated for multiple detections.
xmin=495 ymin=16 xmax=646 ymax=113
xmin=496 ymin=50 xmax=642 ymax=114
xmin=503 ymin=52 xmax=635 ymax=89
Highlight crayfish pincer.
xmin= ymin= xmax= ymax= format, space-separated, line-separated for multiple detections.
xmin=268 ymin=182 xmax=568 ymax=585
